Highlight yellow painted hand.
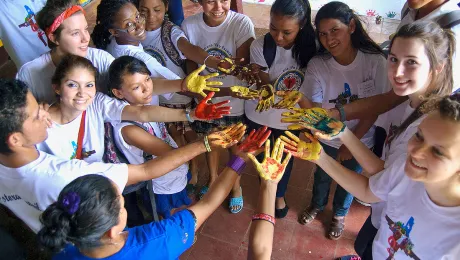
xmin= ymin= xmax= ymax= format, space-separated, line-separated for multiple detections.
xmin=255 ymin=84 xmax=275 ymax=113
xmin=207 ymin=123 xmax=246 ymax=149
xmin=281 ymin=107 xmax=329 ymax=130
xmin=280 ymin=131 xmax=322 ymax=161
xmin=274 ymin=90 xmax=302 ymax=109
xmin=247 ymin=138 xmax=292 ymax=183
xmin=185 ymin=65 xmax=223 ymax=97
xmin=217 ymin=57 xmax=238 ymax=74
xmin=230 ymin=86 xmax=259 ymax=100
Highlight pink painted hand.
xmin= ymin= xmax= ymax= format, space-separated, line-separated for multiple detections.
xmin=274 ymin=90 xmax=302 ymax=109
xmin=194 ymin=92 xmax=231 ymax=120
xmin=247 ymin=138 xmax=292 ymax=183
xmin=207 ymin=123 xmax=246 ymax=149
xmin=280 ymin=131 xmax=322 ymax=161
xmin=238 ymin=126 xmax=272 ymax=153
xmin=185 ymin=65 xmax=222 ymax=97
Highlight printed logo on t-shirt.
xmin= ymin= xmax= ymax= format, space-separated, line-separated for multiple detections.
xmin=70 ymin=141 xmax=78 ymax=159
xmin=328 ymin=83 xmax=359 ymax=105
xmin=204 ymin=44 xmax=231 ymax=75
xmin=145 ymin=47 xmax=167 ymax=67
xmin=18 ymin=5 xmax=47 ymax=46
xmin=385 ymin=123 xmax=399 ymax=149
xmin=385 ymin=215 xmax=420 ymax=259
xmin=273 ymin=69 xmax=304 ymax=91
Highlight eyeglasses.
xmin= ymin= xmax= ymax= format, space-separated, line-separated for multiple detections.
xmin=113 ymin=13 xmax=145 ymax=34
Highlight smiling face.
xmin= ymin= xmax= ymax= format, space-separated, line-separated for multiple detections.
xmin=388 ymin=37 xmax=432 ymax=97
xmin=139 ymin=0 xmax=167 ymax=31
xmin=405 ymin=111 xmax=460 ymax=184
xmin=111 ymin=3 xmax=147 ymax=42
xmin=317 ymin=18 xmax=355 ymax=58
xmin=112 ymin=72 xmax=153 ymax=105
xmin=269 ymin=13 xmax=301 ymax=49
xmin=200 ymin=0 xmax=230 ymax=26
xmin=55 ymin=67 xmax=97 ymax=112
xmin=18 ymin=92 xmax=50 ymax=147
xmin=52 ymin=12 xmax=90 ymax=57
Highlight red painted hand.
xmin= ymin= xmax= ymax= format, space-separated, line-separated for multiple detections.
xmin=195 ymin=92 xmax=232 ymax=120
xmin=238 ymin=126 xmax=271 ymax=153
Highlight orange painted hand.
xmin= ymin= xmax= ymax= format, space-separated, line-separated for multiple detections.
xmin=195 ymin=92 xmax=231 ymax=120
xmin=230 ymin=86 xmax=259 ymax=100
xmin=185 ymin=65 xmax=222 ymax=97
xmin=280 ymin=131 xmax=322 ymax=161
xmin=238 ymin=126 xmax=271 ymax=153
xmin=208 ymin=123 xmax=246 ymax=149
xmin=248 ymin=138 xmax=292 ymax=183
xmin=255 ymin=84 xmax=275 ymax=112
xmin=274 ymin=90 xmax=302 ymax=109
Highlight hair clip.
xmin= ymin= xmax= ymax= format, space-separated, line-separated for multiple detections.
xmin=61 ymin=192 xmax=81 ymax=215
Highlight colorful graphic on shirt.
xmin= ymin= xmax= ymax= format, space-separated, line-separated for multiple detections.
xmin=18 ymin=5 xmax=47 ymax=46
xmin=329 ymin=83 xmax=359 ymax=105
xmin=145 ymin=47 xmax=167 ymax=67
xmin=157 ymin=122 xmax=176 ymax=148
xmin=70 ymin=141 xmax=78 ymax=159
xmin=385 ymin=123 xmax=399 ymax=148
xmin=205 ymin=46 xmax=231 ymax=74
xmin=385 ymin=215 xmax=420 ymax=260
xmin=273 ymin=69 xmax=304 ymax=91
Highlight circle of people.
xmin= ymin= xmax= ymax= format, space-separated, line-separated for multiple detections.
xmin=0 ymin=0 xmax=459 ymax=259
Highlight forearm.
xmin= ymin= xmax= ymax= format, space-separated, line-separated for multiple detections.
xmin=342 ymin=91 xmax=407 ymax=120
xmin=248 ymin=181 xmax=277 ymax=260
xmin=298 ymin=95 xmax=314 ymax=109
xmin=127 ymin=140 xmax=206 ymax=185
xmin=151 ymin=79 xmax=183 ymax=95
xmin=340 ymin=128 xmax=384 ymax=175
xmin=121 ymin=105 xmax=187 ymax=122
xmin=352 ymin=116 xmax=377 ymax=140
xmin=316 ymin=154 xmax=380 ymax=203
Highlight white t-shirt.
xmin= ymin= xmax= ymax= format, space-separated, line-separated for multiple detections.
xmin=0 ymin=151 xmax=128 ymax=233
xmin=399 ymin=1 xmax=460 ymax=92
xmin=0 ymin=0 xmax=50 ymax=68
xmin=142 ymin=26 xmax=192 ymax=106
xmin=369 ymin=155 xmax=460 ymax=259
xmin=113 ymin=119 xmax=188 ymax=194
xmin=245 ymin=37 xmax=306 ymax=130
xmin=36 ymin=93 xmax=128 ymax=163
xmin=16 ymin=48 xmax=115 ymax=103
xmin=305 ymin=51 xmax=387 ymax=148
xmin=181 ymin=11 xmax=255 ymax=116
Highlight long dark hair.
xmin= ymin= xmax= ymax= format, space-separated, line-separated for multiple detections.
xmin=37 ymin=175 xmax=121 ymax=253
xmin=52 ymin=55 xmax=98 ymax=86
xmin=314 ymin=1 xmax=384 ymax=56
xmin=92 ymin=0 xmax=133 ymax=50
xmin=270 ymin=0 xmax=316 ymax=68
xmin=108 ymin=55 xmax=151 ymax=96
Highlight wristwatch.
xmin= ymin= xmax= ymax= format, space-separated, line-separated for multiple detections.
xmin=335 ymin=103 xmax=346 ymax=122
xmin=185 ymin=108 xmax=194 ymax=123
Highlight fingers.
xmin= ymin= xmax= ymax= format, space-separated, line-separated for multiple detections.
xmin=271 ymin=138 xmax=280 ymax=160
xmin=275 ymin=90 xmax=286 ymax=97
xmin=303 ymin=132 xmax=318 ymax=143
xmin=193 ymin=65 xmax=206 ymax=75
xmin=284 ymin=131 xmax=300 ymax=143
xmin=203 ymin=86 xmax=222 ymax=92
xmin=202 ymin=91 xmax=215 ymax=103
xmin=281 ymin=117 xmax=301 ymax=123
xmin=281 ymin=152 xmax=292 ymax=166
xmin=247 ymin=129 xmax=256 ymax=140
xmin=198 ymin=90 xmax=208 ymax=98
xmin=227 ymin=123 xmax=245 ymax=137
xmin=275 ymin=138 xmax=284 ymax=162
xmin=287 ymin=124 xmax=307 ymax=131
xmin=204 ymin=72 xmax=220 ymax=80
xmin=264 ymin=139 xmax=270 ymax=160
xmin=213 ymin=100 xmax=231 ymax=107
xmin=247 ymin=153 xmax=261 ymax=168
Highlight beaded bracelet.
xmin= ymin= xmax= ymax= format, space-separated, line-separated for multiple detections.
xmin=203 ymin=136 xmax=212 ymax=152
xmin=252 ymin=213 xmax=276 ymax=226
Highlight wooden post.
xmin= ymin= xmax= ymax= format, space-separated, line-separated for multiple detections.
xmin=231 ymin=0 xmax=244 ymax=13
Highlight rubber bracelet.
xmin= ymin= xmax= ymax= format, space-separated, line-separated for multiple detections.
xmin=203 ymin=136 xmax=212 ymax=152
xmin=252 ymin=213 xmax=275 ymax=226
xmin=226 ymin=155 xmax=246 ymax=175
xmin=185 ymin=110 xmax=194 ymax=123
xmin=203 ymin=55 xmax=212 ymax=67
xmin=335 ymin=105 xmax=346 ymax=122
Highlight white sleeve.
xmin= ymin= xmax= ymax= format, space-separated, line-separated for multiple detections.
xmin=134 ymin=51 xmax=180 ymax=80
xmin=249 ymin=38 xmax=268 ymax=73
xmin=171 ymin=26 xmax=188 ymax=60
xmin=93 ymin=92 xmax=129 ymax=124
xmin=302 ymin=59 xmax=324 ymax=103
xmin=369 ymin=155 xmax=407 ymax=201
xmin=374 ymin=56 xmax=391 ymax=95
xmin=235 ymin=15 xmax=255 ymax=48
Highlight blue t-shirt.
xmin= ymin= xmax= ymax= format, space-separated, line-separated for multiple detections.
xmin=53 ymin=210 xmax=196 ymax=260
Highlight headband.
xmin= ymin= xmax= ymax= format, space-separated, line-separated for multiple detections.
xmin=45 ymin=5 xmax=86 ymax=39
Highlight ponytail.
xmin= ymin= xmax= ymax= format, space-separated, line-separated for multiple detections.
xmin=37 ymin=175 xmax=121 ymax=253
xmin=271 ymin=0 xmax=317 ymax=68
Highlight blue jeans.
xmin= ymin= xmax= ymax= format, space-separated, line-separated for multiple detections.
xmin=168 ymin=0 xmax=184 ymax=26
xmin=245 ymin=119 xmax=299 ymax=198
xmin=311 ymin=143 xmax=362 ymax=216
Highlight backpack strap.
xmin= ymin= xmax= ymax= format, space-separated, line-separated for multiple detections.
xmin=161 ymin=20 xmax=185 ymax=68
xmin=401 ymin=3 xmax=410 ymax=20
xmin=436 ymin=10 xmax=460 ymax=29
xmin=263 ymin=33 xmax=277 ymax=69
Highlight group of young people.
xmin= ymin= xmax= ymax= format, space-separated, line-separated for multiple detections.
xmin=0 ymin=0 xmax=459 ymax=259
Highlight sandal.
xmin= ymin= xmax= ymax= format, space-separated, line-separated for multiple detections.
xmin=229 ymin=187 xmax=243 ymax=214
xmin=198 ymin=185 xmax=209 ymax=200
xmin=275 ymin=197 xmax=289 ymax=218
xmin=329 ymin=216 xmax=345 ymax=240
xmin=298 ymin=206 xmax=320 ymax=225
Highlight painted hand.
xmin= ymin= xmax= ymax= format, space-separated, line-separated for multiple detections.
xmin=280 ymin=131 xmax=322 ymax=161
xmin=185 ymin=65 xmax=223 ymax=97
xmin=248 ymin=138 xmax=292 ymax=183
xmin=208 ymin=123 xmax=246 ymax=149
xmin=274 ymin=90 xmax=302 ymax=109
xmin=230 ymin=86 xmax=259 ymax=100
xmin=218 ymin=58 xmax=266 ymax=85
xmin=255 ymin=84 xmax=275 ymax=112
xmin=194 ymin=92 xmax=231 ymax=120
xmin=238 ymin=126 xmax=272 ymax=153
